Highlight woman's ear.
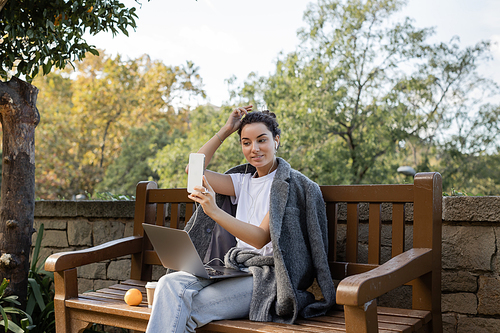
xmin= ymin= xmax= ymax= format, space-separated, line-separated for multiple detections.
xmin=275 ymin=135 xmax=280 ymax=150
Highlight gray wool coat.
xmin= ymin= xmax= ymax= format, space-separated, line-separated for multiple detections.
xmin=184 ymin=157 xmax=336 ymax=323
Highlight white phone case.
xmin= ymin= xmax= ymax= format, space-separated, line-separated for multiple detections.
xmin=187 ymin=153 xmax=205 ymax=193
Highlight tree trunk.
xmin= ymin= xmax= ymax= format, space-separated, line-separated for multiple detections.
xmin=0 ymin=77 xmax=40 ymax=307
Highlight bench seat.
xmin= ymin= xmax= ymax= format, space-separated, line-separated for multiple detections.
xmin=66 ymin=279 xmax=431 ymax=333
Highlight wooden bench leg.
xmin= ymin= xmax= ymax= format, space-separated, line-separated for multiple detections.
xmin=54 ymin=268 xmax=91 ymax=333
xmin=344 ymin=300 xmax=378 ymax=333
xmin=71 ymin=319 xmax=91 ymax=333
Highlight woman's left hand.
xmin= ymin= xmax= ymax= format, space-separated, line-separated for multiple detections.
xmin=188 ymin=176 xmax=219 ymax=218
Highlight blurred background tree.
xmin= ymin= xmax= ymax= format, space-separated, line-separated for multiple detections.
xmin=34 ymin=52 xmax=206 ymax=199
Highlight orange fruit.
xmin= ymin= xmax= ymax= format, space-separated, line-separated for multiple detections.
xmin=124 ymin=288 xmax=143 ymax=306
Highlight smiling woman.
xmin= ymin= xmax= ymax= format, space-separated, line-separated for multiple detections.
xmin=146 ymin=106 xmax=336 ymax=332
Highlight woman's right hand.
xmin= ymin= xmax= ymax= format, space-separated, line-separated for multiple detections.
xmin=223 ymin=105 xmax=253 ymax=136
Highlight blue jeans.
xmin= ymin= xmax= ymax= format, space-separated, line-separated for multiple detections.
xmin=146 ymin=271 xmax=253 ymax=333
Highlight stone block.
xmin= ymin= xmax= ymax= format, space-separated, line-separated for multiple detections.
xmin=442 ymin=313 xmax=457 ymax=333
xmin=457 ymin=316 xmax=500 ymax=333
xmin=94 ymin=280 xmax=118 ymax=291
xmin=442 ymin=293 xmax=477 ymax=314
xmin=75 ymin=201 xmax=135 ymax=218
xmin=124 ymin=221 xmax=134 ymax=237
xmin=34 ymin=219 xmax=66 ymax=230
xmin=67 ymin=219 xmax=92 ymax=246
xmin=377 ymin=285 xmax=412 ymax=309
xmin=107 ymin=259 xmax=131 ymax=281
xmin=442 ymin=226 xmax=495 ymax=271
xmin=152 ymin=265 xmax=167 ymax=281
xmin=41 ymin=230 xmax=68 ymax=248
xmin=444 ymin=196 xmax=500 ymax=222
xmin=77 ymin=263 xmax=106 ymax=280
xmin=35 ymin=200 xmax=78 ymax=217
xmin=78 ymin=278 xmax=94 ymax=294
xmin=477 ymin=276 xmax=500 ymax=315
xmin=442 ymin=271 xmax=477 ymax=292
xmin=93 ymin=220 xmax=126 ymax=246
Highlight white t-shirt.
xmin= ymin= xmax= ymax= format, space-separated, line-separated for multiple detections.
xmin=229 ymin=170 xmax=276 ymax=256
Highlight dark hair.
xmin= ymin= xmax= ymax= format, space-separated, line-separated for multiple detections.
xmin=237 ymin=110 xmax=281 ymax=139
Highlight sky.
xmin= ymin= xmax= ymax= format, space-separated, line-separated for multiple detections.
xmin=84 ymin=0 xmax=500 ymax=107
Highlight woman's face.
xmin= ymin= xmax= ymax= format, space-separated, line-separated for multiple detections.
xmin=240 ymin=122 xmax=278 ymax=170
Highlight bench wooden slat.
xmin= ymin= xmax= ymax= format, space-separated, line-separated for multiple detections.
xmin=79 ymin=292 xmax=148 ymax=306
xmin=346 ymin=203 xmax=359 ymax=263
xmin=377 ymin=307 xmax=432 ymax=323
xmin=186 ymin=202 xmax=195 ymax=222
xmin=392 ymin=203 xmax=405 ymax=258
xmin=65 ymin=298 xmax=151 ymax=319
xmin=320 ymin=185 xmax=414 ymax=203
xmin=326 ymin=310 xmax=422 ymax=331
xmin=306 ymin=315 xmax=413 ymax=333
xmin=143 ymin=249 xmax=162 ymax=265
xmin=148 ymin=188 xmax=191 ymax=203
xmin=170 ymin=203 xmax=179 ymax=229
xmin=201 ymin=319 xmax=334 ymax=333
xmin=327 ymin=202 xmax=338 ymax=262
xmin=368 ymin=203 xmax=382 ymax=265
xmin=156 ymin=203 xmax=165 ymax=226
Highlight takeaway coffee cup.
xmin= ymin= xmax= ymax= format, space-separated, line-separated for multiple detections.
xmin=145 ymin=281 xmax=157 ymax=308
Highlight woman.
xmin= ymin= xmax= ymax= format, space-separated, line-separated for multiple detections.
xmin=146 ymin=106 xmax=335 ymax=333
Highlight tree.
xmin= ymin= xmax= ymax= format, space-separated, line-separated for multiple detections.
xmin=33 ymin=52 xmax=206 ymax=199
xmin=96 ymin=119 xmax=174 ymax=196
xmin=236 ymin=0 xmax=496 ymax=187
xmin=0 ymin=0 xmax=138 ymax=305
xmin=149 ymin=104 xmax=246 ymax=189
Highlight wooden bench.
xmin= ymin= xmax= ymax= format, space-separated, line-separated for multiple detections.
xmin=45 ymin=172 xmax=442 ymax=333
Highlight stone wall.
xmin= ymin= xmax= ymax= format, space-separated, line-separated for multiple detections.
xmin=34 ymin=197 xmax=500 ymax=333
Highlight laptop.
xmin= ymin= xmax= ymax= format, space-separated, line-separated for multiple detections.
xmin=142 ymin=223 xmax=251 ymax=280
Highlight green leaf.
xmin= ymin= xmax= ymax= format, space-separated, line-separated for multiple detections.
xmin=0 ymin=279 xmax=9 ymax=298
xmin=27 ymin=278 xmax=45 ymax=311
xmin=46 ymin=19 xmax=55 ymax=31
xmin=0 ymin=320 xmax=24 ymax=333
xmin=3 ymin=307 xmax=33 ymax=326
xmin=2 ymin=296 xmax=20 ymax=305
xmin=26 ymin=294 xmax=35 ymax=316
xmin=31 ymin=224 xmax=44 ymax=273
xmin=0 ymin=305 xmax=8 ymax=333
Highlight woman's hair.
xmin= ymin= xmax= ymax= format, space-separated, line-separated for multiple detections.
xmin=237 ymin=110 xmax=281 ymax=139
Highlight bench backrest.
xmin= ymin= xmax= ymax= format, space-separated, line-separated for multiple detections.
xmin=131 ymin=172 xmax=441 ymax=312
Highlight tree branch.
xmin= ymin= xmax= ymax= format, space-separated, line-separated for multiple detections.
xmin=0 ymin=0 xmax=7 ymax=12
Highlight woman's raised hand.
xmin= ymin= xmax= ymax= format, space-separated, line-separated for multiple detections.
xmin=223 ymin=105 xmax=253 ymax=135
xmin=188 ymin=176 xmax=219 ymax=218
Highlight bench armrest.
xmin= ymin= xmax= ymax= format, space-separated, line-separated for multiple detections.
xmin=336 ymin=248 xmax=433 ymax=306
xmin=44 ymin=236 xmax=143 ymax=272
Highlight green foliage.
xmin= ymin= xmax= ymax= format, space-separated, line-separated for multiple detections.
xmin=149 ymin=104 xmax=246 ymax=188
xmin=0 ymin=278 xmax=33 ymax=333
xmin=96 ymin=119 xmax=174 ymax=196
xmin=0 ymin=0 xmax=140 ymax=81
xmin=26 ymin=224 xmax=56 ymax=333
xmin=34 ymin=52 xmax=205 ymax=199
xmin=231 ymin=0 xmax=498 ymax=189
xmin=85 ymin=191 xmax=134 ymax=201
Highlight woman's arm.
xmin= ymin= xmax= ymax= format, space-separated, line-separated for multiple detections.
xmin=189 ymin=176 xmax=271 ymax=249
xmin=189 ymin=105 xmax=253 ymax=196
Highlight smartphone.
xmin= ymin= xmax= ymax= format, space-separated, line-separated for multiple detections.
xmin=187 ymin=153 xmax=205 ymax=193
